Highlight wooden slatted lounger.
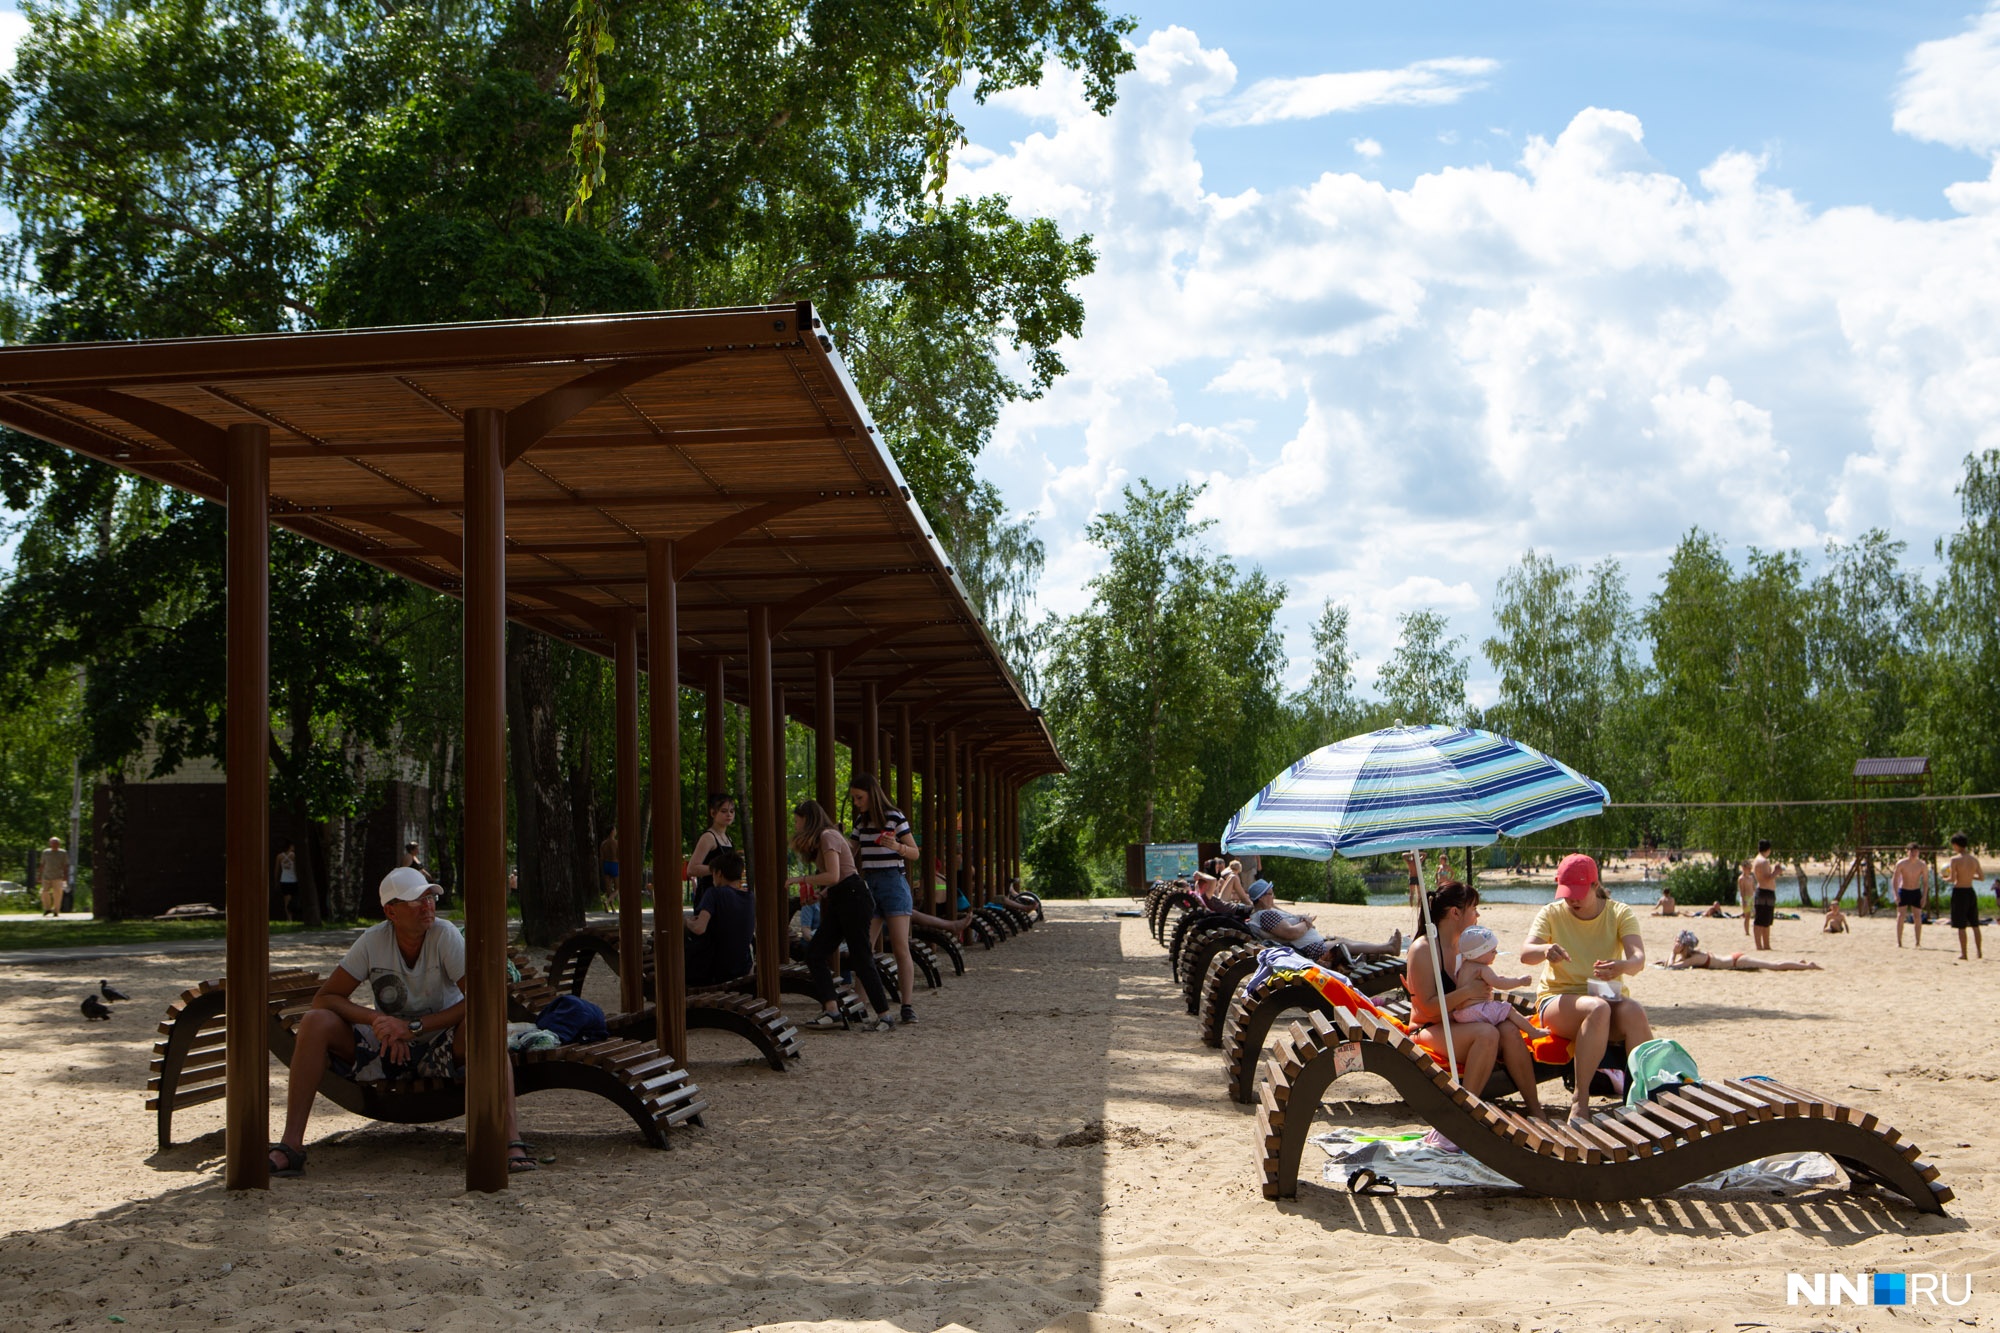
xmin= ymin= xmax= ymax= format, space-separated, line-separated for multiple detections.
xmin=149 ymin=965 xmax=707 ymax=1150
xmin=1179 ymin=921 xmax=1257 ymax=1013
xmin=1151 ymin=886 xmax=1202 ymax=944
xmin=1197 ymin=943 xmax=1264 ymax=1047
xmin=1222 ymin=967 xmax=1411 ymax=1104
xmin=1254 ymin=1007 xmax=1952 ymax=1214
xmin=911 ymin=925 xmax=966 ymax=977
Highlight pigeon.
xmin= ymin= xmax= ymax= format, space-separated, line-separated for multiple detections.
xmin=81 ymin=994 xmax=113 ymax=1020
xmin=99 ymin=980 xmax=130 ymax=1002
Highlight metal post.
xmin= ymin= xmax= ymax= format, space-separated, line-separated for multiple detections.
xmin=613 ymin=609 xmax=644 ymax=1017
xmin=223 ymin=421 xmax=270 ymax=1191
xmin=815 ymin=649 xmax=837 ymax=812
xmin=748 ymin=607 xmax=781 ymax=1004
xmin=461 ymin=406 xmax=509 ymax=1193
xmin=862 ymin=680 xmax=880 ymax=778
xmin=646 ymin=540 xmax=686 ymax=1065
xmin=704 ymin=656 xmax=727 ymax=796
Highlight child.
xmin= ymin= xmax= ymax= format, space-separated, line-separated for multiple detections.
xmin=1450 ymin=925 xmax=1544 ymax=1038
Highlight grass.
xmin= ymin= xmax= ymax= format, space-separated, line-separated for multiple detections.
xmin=0 ymin=915 xmax=374 ymax=951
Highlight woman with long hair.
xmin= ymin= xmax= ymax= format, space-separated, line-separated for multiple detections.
xmin=686 ymin=792 xmax=736 ymax=896
xmin=791 ymin=799 xmax=896 ymax=1031
xmin=1405 ymin=878 xmax=1542 ymax=1136
xmin=848 ymin=772 xmax=922 ymax=1024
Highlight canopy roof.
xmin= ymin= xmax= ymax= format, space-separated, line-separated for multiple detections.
xmin=0 ymin=302 xmax=1058 ymax=775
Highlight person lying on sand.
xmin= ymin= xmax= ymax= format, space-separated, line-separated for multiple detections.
xmin=1246 ymin=886 xmax=1402 ymax=969
xmin=1699 ymin=902 xmax=1735 ymax=919
xmin=267 ymin=867 xmax=536 ymax=1178
xmin=1660 ymin=930 xmax=1821 ymax=971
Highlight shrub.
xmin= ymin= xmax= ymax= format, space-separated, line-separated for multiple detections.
xmin=1261 ymin=855 xmax=1369 ymax=906
xmin=1661 ymin=857 xmax=1736 ymax=906
xmin=1026 ymin=821 xmax=1094 ymax=899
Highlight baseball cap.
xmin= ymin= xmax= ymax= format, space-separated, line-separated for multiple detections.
xmin=1553 ymin=853 xmax=1599 ymax=902
xmin=1457 ymin=924 xmax=1499 ymax=957
xmin=379 ymin=865 xmax=440 ymax=907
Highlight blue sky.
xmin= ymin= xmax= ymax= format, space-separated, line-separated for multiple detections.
xmin=948 ymin=1 xmax=2000 ymax=702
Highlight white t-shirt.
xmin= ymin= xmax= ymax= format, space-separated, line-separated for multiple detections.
xmin=338 ymin=920 xmax=466 ymax=1036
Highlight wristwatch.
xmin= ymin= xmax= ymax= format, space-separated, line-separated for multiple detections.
xmin=408 ymin=1017 xmax=425 ymax=1036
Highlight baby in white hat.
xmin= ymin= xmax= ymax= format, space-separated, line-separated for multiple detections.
xmin=1451 ymin=925 xmax=1544 ymax=1037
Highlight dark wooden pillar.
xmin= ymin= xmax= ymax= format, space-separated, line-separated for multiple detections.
xmin=774 ymin=685 xmax=788 ymax=809
xmin=815 ymin=649 xmax=837 ymax=812
xmin=461 ymin=406 xmax=510 ymax=1193
xmin=613 ymin=609 xmax=644 ymax=1017
xmin=748 ymin=607 xmax=781 ymax=1004
xmin=223 ymin=422 xmax=270 ymax=1191
xmin=896 ymin=704 xmax=913 ymax=821
xmin=919 ymin=722 xmax=937 ymax=912
xmin=704 ymin=655 xmax=728 ymax=796
xmin=943 ymin=729 xmax=959 ymax=910
xmin=861 ymin=680 xmax=880 ymax=778
xmin=646 ymin=540 xmax=686 ymax=1065
xmin=961 ymin=740 xmax=978 ymax=907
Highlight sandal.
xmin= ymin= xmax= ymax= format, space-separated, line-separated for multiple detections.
xmin=805 ymin=1011 xmax=848 ymax=1030
xmin=1346 ymin=1166 xmax=1398 ymax=1197
xmin=268 ymin=1142 xmax=307 ymax=1178
xmin=508 ymin=1140 xmax=539 ymax=1173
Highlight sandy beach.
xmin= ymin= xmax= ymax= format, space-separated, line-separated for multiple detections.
xmin=3 ymin=898 xmax=1996 ymax=1332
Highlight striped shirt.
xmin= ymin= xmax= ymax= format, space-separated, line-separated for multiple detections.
xmin=852 ymin=809 xmax=913 ymax=874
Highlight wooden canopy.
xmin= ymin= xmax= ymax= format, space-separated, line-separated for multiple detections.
xmin=0 ymin=302 xmax=1059 ymax=773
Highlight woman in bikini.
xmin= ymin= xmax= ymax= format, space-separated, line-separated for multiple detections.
xmin=1661 ymin=929 xmax=1820 ymax=971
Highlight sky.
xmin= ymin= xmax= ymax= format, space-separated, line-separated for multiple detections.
xmin=945 ymin=1 xmax=2000 ymax=703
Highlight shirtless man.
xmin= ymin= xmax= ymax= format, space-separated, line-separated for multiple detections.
xmin=1947 ymin=832 xmax=1983 ymax=961
xmin=1749 ymin=840 xmax=1779 ymax=951
xmin=1891 ymin=841 xmax=1928 ymax=949
xmin=1736 ymin=861 xmax=1756 ymax=937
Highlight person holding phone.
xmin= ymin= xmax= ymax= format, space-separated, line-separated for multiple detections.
xmin=849 ymin=773 xmax=922 ymax=1024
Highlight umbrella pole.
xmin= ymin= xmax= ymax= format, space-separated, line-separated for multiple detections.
xmin=1417 ymin=851 xmax=1457 ymax=1081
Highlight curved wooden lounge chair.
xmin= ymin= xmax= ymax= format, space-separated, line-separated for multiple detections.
xmin=1255 ymin=1007 xmax=1952 ymax=1215
xmin=967 ymin=913 xmax=1001 ymax=949
xmin=973 ymin=904 xmax=1019 ymax=940
xmin=1179 ymin=922 xmax=1257 ymax=1013
xmin=1151 ymin=886 xmax=1201 ymax=944
xmin=912 ymin=925 xmax=966 ymax=976
xmin=1220 ymin=967 xmax=1411 ymax=1104
xmin=1168 ymin=908 xmax=1249 ymax=982
xmin=550 ymin=925 xmax=883 ymax=1021
xmin=149 ymin=968 xmax=706 ymax=1150
xmin=607 ymin=991 xmax=802 ymax=1070
xmin=1197 ymin=942 xmax=1263 ymax=1047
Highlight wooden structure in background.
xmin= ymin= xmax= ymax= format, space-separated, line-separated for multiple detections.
xmin=1835 ymin=757 xmax=1935 ymax=912
xmin=0 ymin=304 xmax=1060 ymax=1192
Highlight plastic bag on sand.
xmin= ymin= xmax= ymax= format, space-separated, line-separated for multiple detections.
xmin=1314 ymin=1126 xmax=1840 ymax=1194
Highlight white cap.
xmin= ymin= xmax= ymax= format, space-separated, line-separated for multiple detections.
xmin=1456 ymin=925 xmax=1499 ymax=958
xmin=379 ymin=865 xmax=439 ymax=907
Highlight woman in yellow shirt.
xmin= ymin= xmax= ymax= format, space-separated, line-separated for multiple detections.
xmin=1520 ymin=854 xmax=1653 ymax=1123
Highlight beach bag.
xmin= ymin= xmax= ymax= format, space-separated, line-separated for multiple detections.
xmin=1625 ymin=1037 xmax=1700 ymax=1108
xmin=535 ymin=994 xmax=609 ymax=1045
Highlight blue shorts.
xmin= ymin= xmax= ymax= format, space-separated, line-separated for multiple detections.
xmin=865 ymin=869 xmax=914 ymax=919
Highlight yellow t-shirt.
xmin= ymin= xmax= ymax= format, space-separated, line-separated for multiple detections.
xmin=1528 ymin=899 xmax=1641 ymax=1002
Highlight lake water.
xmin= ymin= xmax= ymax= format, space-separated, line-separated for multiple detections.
xmin=1364 ymin=884 xmax=1745 ymax=908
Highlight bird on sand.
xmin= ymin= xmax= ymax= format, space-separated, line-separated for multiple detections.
xmin=99 ymin=980 xmax=130 ymax=1002
xmin=81 ymin=994 xmax=113 ymax=1020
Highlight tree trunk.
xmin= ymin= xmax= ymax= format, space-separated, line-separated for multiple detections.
xmin=96 ymin=772 xmax=125 ymax=919
xmin=291 ymin=792 xmax=324 ymax=927
xmin=1792 ymin=858 xmax=1813 ymax=908
xmin=507 ymin=627 xmax=585 ymax=945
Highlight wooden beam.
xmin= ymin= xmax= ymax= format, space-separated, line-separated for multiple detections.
xmin=223 ymin=422 xmax=270 ymax=1191
xmin=504 ymin=357 xmax=705 ymax=465
xmin=647 ymin=539 xmax=688 ymax=1066
xmin=614 ymin=610 xmax=645 ymax=1017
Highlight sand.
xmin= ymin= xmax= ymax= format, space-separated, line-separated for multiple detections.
xmin=2 ymin=899 xmax=1996 ymax=1332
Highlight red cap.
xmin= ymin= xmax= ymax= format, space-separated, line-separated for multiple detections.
xmin=1554 ymin=853 xmax=1599 ymax=902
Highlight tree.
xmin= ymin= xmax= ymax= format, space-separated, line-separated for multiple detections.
xmin=1041 ymin=481 xmax=1285 ymax=851
xmin=1295 ymin=598 xmax=1358 ymax=747
xmin=1376 ymin=609 xmax=1468 ymax=725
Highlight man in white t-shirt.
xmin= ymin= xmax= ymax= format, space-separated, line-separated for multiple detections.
xmin=266 ymin=867 xmax=533 ymax=1178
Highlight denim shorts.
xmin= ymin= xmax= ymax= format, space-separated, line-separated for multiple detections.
xmin=865 ymin=868 xmax=914 ymax=918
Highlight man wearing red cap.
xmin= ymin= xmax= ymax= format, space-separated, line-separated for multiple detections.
xmin=1520 ymin=853 xmax=1653 ymax=1123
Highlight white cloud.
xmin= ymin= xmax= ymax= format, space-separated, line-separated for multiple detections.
xmin=0 ymin=11 xmax=29 ymax=76
xmin=1893 ymin=2 xmax=2000 ymax=154
xmin=951 ymin=19 xmax=2000 ymax=699
xmin=1351 ymin=137 xmax=1384 ymax=160
xmin=1213 ymin=56 xmax=1497 ymax=127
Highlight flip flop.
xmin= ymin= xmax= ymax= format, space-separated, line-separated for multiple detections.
xmin=268 ymin=1142 xmax=307 ymax=1178
xmin=1346 ymin=1166 xmax=1398 ymax=1197
xmin=508 ymin=1140 xmax=539 ymax=1173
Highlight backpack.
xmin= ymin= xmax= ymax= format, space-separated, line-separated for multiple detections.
xmin=1625 ymin=1037 xmax=1700 ymax=1108
xmin=534 ymin=994 xmax=609 ymax=1045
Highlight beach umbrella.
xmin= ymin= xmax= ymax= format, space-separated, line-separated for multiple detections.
xmin=1221 ymin=723 xmax=1608 ymax=1078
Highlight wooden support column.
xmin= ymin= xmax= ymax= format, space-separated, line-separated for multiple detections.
xmin=919 ymin=722 xmax=937 ymax=912
xmin=897 ymin=705 xmax=913 ymax=822
xmin=705 ymin=656 xmax=728 ymax=797
xmin=943 ymin=729 xmax=959 ymax=910
xmin=774 ymin=686 xmax=788 ymax=809
xmin=223 ymin=422 xmax=270 ymax=1191
xmin=646 ymin=540 xmax=686 ymax=1065
xmin=815 ymin=649 xmax=837 ymax=811
xmin=861 ymin=680 xmax=880 ymax=777
xmin=461 ymin=406 xmax=510 ymax=1193
xmin=612 ymin=609 xmax=644 ymax=1017
xmin=976 ymin=758 xmax=990 ymax=907
xmin=748 ymin=607 xmax=781 ymax=1004
xmin=963 ymin=742 xmax=980 ymax=907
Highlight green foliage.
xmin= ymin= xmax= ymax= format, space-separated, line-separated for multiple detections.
xmin=1376 ymin=608 xmax=1468 ymax=725
xmin=1661 ymin=857 xmax=1736 ymax=907
xmin=1261 ymin=854 xmax=1368 ymax=905
xmin=1024 ymin=815 xmax=1091 ymax=898
xmin=0 ymin=668 xmax=80 ymax=853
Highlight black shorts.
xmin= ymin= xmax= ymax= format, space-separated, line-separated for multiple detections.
xmin=1896 ymin=888 xmax=1923 ymax=909
xmin=1752 ymin=893 xmax=1775 ymax=928
xmin=1950 ymin=886 xmax=1980 ymax=931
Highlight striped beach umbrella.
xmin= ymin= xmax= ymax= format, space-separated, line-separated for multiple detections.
xmin=1222 ymin=724 xmax=1607 ymax=1085
xmin=1220 ymin=724 xmax=1608 ymax=860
